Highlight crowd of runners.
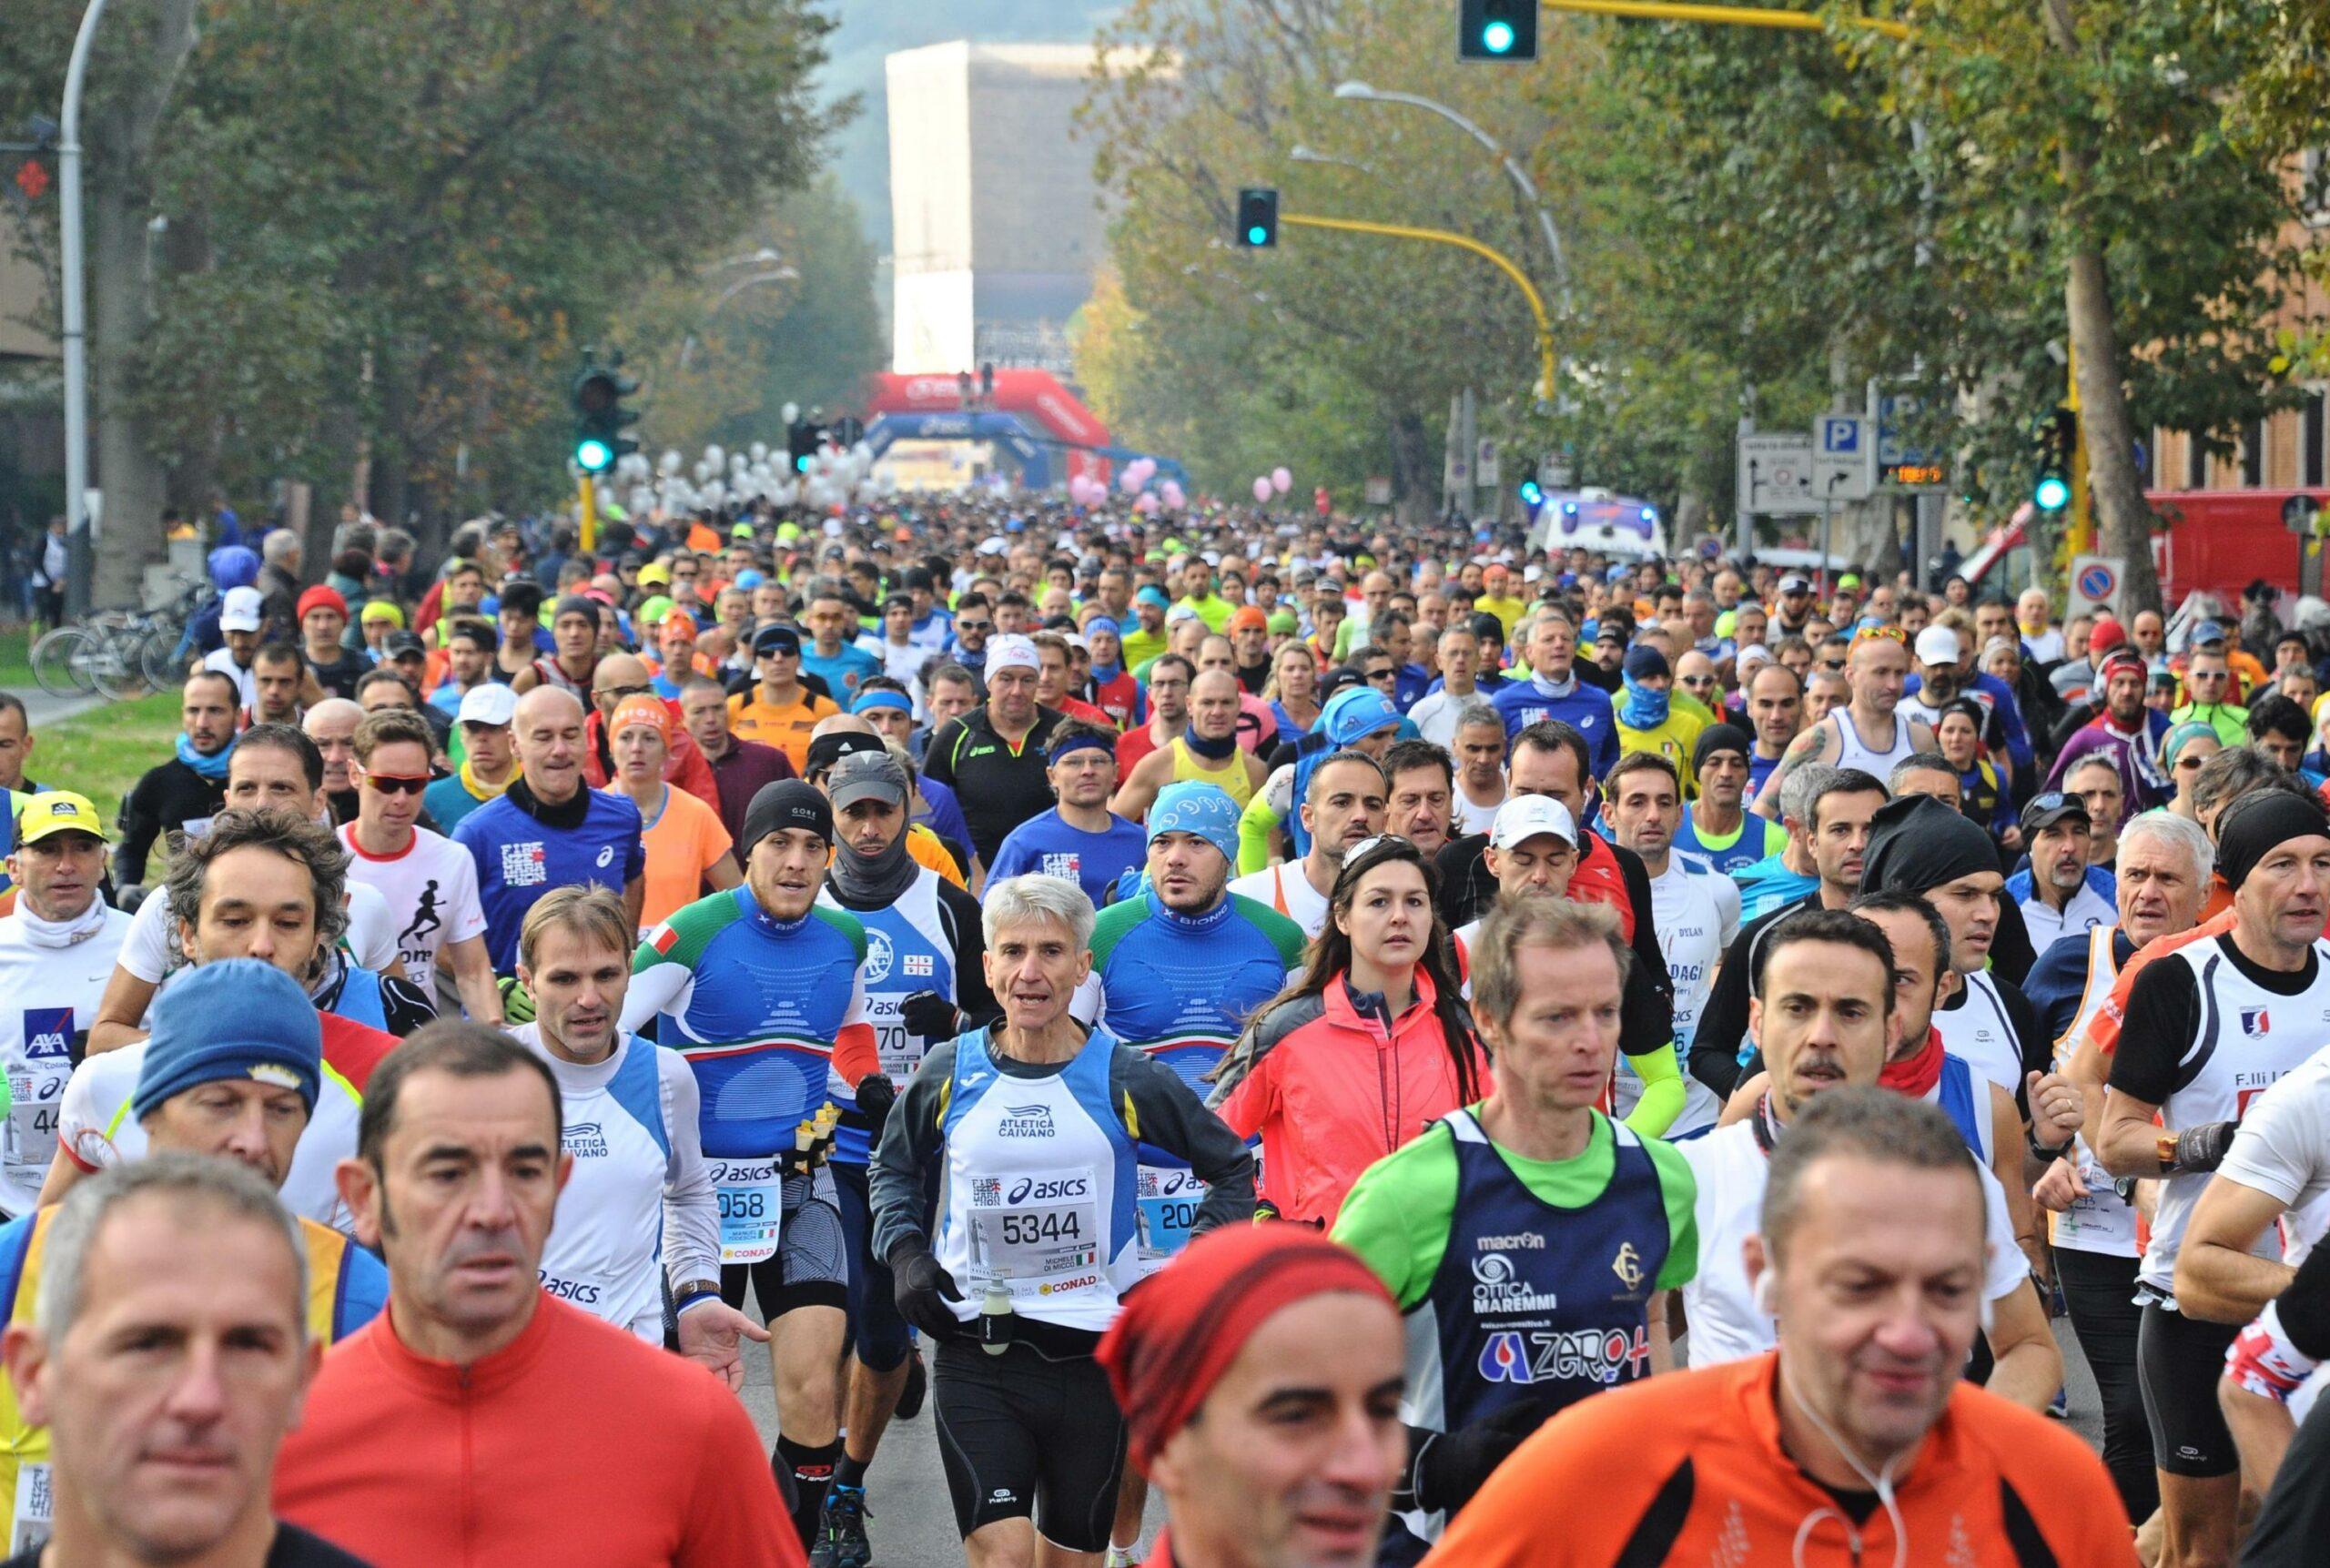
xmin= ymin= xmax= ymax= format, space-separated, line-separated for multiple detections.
xmin=15 ymin=493 xmax=2330 ymax=1565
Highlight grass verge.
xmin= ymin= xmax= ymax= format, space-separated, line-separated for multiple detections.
xmin=25 ymin=690 xmax=183 ymax=825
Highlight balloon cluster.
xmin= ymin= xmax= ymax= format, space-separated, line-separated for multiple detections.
xmin=605 ymin=407 xmax=894 ymax=519
xmin=1068 ymin=454 xmax=1190 ymax=516
xmin=1251 ymin=466 xmax=1292 ymax=504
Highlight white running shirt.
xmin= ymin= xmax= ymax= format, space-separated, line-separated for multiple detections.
xmin=337 ymin=824 xmax=486 ymax=996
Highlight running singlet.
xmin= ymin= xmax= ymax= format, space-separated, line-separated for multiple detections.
xmin=1076 ymin=891 xmax=1302 ymax=1270
xmin=1669 ymin=811 xmax=1784 ymax=876
xmin=1332 ymin=1108 xmax=1697 ymax=1559
xmin=935 ymin=1026 xmax=1140 ymax=1333
xmin=2051 ymin=925 xmax=2138 ymax=1258
xmin=1830 ymin=709 xmax=1918 ymax=777
xmin=1614 ymin=857 xmax=1737 ymax=1138
xmin=627 ymin=887 xmax=876 ymax=1265
xmin=1168 ymin=737 xmax=1255 ymax=806
xmin=0 ymin=1202 xmax=384 ymax=1553
xmin=816 ymin=873 xmax=960 ymax=1165
xmin=514 ymin=1025 xmax=717 ymax=1341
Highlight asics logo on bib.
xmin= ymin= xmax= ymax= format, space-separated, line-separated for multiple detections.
xmin=997 ymin=1105 xmax=1056 ymax=1138
xmin=1471 ymin=1252 xmax=1565 ymax=1313
xmin=22 ymin=1009 xmax=72 ymax=1059
xmin=537 ymin=1271 xmax=603 ymax=1306
xmin=562 ymin=1122 xmax=609 ymax=1158
xmin=1477 ymin=1326 xmax=1654 ymax=1386
xmin=1008 ymin=1175 xmax=1089 ymax=1203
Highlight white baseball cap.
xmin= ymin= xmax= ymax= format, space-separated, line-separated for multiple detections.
xmin=987 ymin=634 xmax=1040 ymax=674
xmin=1913 ymin=625 xmax=1962 ymax=665
xmin=457 ymin=683 xmax=518 ymax=728
xmin=1490 ymin=794 xmax=1578 ymax=852
xmin=219 ymin=585 xmax=264 ymax=633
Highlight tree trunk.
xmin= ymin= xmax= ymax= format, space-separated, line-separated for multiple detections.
xmin=1388 ymin=408 xmax=1433 ymax=528
xmin=86 ymin=0 xmax=202 ymax=608
xmin=2043 ymin=0 xmax=2163 ymax=617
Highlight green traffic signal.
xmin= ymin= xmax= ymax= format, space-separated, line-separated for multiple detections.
xmin=1235 ymin=187 xmax=1278 ymax=248
xmin=1460 ymin=0 xmax=1537 ymax=60
xmin=575 ymin=438 xmax=614 ymax=472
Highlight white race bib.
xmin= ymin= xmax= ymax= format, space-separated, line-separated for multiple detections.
xmin=12 ymin=1461 xmax=51 ymax=1555
xmin=968 ymin=1170 xmax=1099 ymax=1285
xmin=709 ymin=1157 xmax=783 ymax=1265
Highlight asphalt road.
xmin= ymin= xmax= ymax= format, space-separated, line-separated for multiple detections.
xmin=729 ymin=1320 xmax=2104 ymax=1565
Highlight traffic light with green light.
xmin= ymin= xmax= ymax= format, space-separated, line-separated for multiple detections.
xmin=1517 ymin=460 xmax=1544 ymax=510
xmin=572 ymin=352 xmax=640 ymax=474
xmin=1460 ymin=0 xmax=1537 ymax=60
xmin=1236 ymin=188 xmax=1278 ymax=248
xmin=2031 ymin=406 xmax=2076 ymax=512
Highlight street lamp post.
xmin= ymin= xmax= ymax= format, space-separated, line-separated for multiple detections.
xmin=58 ymin=0 xmax=114 ymax=621
xmin=1329 ymin=81 xmax=1574 ymax=322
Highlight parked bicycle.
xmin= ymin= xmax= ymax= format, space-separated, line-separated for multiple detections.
xmin=30 ymin=579 xmax=208 ymax=701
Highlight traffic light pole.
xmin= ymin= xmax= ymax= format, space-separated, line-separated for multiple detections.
xmin=1537 ymin=0 xmax=1911 ymax=40
xmin=2066 ymin=336 xmax=2092 ymax=555
xmin=578 ymin=472 xmax=596 ymax=554
xmin=1281 ymin=213 xmax=1556 ymax=404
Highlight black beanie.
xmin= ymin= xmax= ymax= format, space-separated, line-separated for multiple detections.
xmin=2214 ymin=790 xmax=2330 ymax=891
xmin=1860 ymin=793 xmax=2001 ymax=895
xmin=1694 ymin=723 xmax=1752 ymax=773
xmin=742 ymin=780 xmax=832 ymax=857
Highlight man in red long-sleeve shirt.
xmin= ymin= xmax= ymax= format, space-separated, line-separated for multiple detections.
xmin=273 ymin=1021 xmax=800 ymax=1568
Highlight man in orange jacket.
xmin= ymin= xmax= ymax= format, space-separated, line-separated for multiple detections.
xmin=1428 ymin=1088 xmax=2133 ymax=1565
xmin=273 ymin=1022 xmax=799 ymax=1568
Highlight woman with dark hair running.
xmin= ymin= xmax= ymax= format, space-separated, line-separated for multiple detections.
xmin=1209 ymin=834 xmax=1490 ymax=1227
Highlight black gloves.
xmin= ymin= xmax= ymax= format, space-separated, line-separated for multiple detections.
xmin=1403 ymin=1403 xmax=1545 ymax=1514
xmin=889 ymin=1235 xmax=964 ymax=1339
xmin=900 ymin=991 xmax=961 ymax=1039
xmin=2171 ymin=1120 xmax=2241 ymax=1175
xmin=855 ymin=1073 xmax=897 ymax=1138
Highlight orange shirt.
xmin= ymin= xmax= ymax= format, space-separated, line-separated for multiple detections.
xmin=629 ymin=784 xmax=734 ymax=931
xmin=728 ymin=686 xmax=837 ymax=772
xmin=274 ymin=1293 xmax=801 ymax=1568
xmin=1427 ymin=1352 xmax=2134 ymax=1567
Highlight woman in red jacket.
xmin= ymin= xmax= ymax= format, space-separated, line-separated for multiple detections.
xmin=1210 ymin=835 xmax=1490 ymax=1226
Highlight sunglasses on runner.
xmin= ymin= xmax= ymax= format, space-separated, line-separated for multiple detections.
xmin=362 ymin=773 xmax=430 ymax=796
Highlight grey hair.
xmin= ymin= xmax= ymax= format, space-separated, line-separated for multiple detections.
xmin=37 ymin=1154 xmax=307 ymax=1340
xmin=1777 ymin=762 xmax=1841 ymax=830
xmin=1452 ymin=699 xmax=1504 ymax=735
xmin=261 ymin=528 xmax=301 ymax=564
xmin=2119 ymin=810 xmax=2214 ymax=885
xmin=1887 ymin=751 xmax=1957 ymax=793
xmin=980 ymin=873 xmax=1096 ymax=953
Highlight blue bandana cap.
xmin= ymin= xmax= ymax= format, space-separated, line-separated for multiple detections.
xmin=1148 ymin=781 xmax=1241 ymax=865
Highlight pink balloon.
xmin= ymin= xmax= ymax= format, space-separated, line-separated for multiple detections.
xmin=1252 ymin=476 xmax=1273 ymax=503
xmin=1160 ymin=481 xmax=1185 ymax=509
xmin=1119 ymin=468 xmax=1145 ymax=495
xmin=1133 ymin=491 xmax=1160 ymax=515
xmin=1271 ymin=466 xmax=1292 ymax=494
xmin=1129 ymin=458 xmax=1157 ymax=485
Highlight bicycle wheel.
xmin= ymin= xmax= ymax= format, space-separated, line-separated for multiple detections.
xmin=91 ymin=629 xmax=147 ymax=701
xmin=30 ymin=627 xmax=99 ymax=697
xmin=139 ymin=624 xmax=187 ymax=691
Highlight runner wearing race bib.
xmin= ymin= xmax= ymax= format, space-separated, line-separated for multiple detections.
xmin=812 ymin=750 xmax=996 ymax=1568
xmin=1074 ymin=781 xmax=1302 ymax=1273
xmin=869 ymin=875 xmax=1254 ymax=1565
xmin=622 ymin=780 xmax=876 ymax=1553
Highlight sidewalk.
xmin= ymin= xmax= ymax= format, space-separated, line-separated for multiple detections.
xmin=15 ymin=688 xmax=105 ymax=730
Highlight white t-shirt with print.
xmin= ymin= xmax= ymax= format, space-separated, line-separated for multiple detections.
xmin=337 ymin=825 xmax=486 ymax=996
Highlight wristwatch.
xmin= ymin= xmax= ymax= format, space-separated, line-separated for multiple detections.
xmin=673 ymin=1279 xmax=723 ymax=1313
xmin=2028 ymin=1129 xmax=2073 ymax=1163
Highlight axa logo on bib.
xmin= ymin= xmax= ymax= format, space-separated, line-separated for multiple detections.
xmin=21 ymin=1010 xmax=74 ymax=1060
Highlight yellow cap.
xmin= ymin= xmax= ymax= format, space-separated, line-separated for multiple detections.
xmin=16 ymin=791 xmax=106 ymax=845
xmin=637 ymin=561 xmax=673 ymax=587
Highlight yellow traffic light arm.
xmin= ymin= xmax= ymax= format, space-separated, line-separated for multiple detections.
xmin=1539 ymin=0 xmax=1911 ymax=40
xmin=1281 ymin=212 xmax=1557 ymax=403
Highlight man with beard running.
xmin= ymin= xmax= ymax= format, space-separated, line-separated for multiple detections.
xmin=811 ymin=750 xmax=995 ymax=1568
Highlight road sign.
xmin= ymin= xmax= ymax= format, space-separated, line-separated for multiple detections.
xmin=1474 ymin=439 xmax=1500 ymax=487
xmin=1869 ymin=383 xmax=1949 ymax=491
xmin=2069 ymin=554 xmax=2123 ymax=616
xmin=1737 ymin=432 xmax=1820 ymax=516
xmin=1364 ymin=476 xmax=1392 ymax=505
xmin=1815 ymin=415 xmax=1876 ymax=502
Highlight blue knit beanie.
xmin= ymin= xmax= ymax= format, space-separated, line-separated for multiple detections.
xmin=1148 ymin=781 xmax=1241 ymax=866
xmin=135 ymin=960 xmax=322 ymax=1121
